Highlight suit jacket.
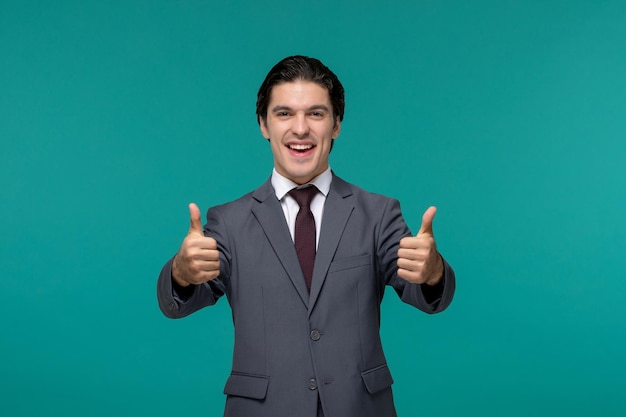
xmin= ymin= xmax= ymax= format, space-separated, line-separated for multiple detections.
xmin=157 ymin=174 xmax=455 ymax=417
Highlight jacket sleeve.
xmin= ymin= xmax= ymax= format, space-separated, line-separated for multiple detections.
xmin=156 ymin=258 xmax=227 ymax=318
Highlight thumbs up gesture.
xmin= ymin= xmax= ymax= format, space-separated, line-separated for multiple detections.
xmin=397 ymin=206 xmax=444 ymax=285
xmin=172 ymin=203 xmax=221 ymax=287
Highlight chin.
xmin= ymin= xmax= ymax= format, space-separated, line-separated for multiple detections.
xmin=291 ymin=174 xmax=313 ymax=184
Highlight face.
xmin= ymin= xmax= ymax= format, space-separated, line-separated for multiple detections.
xmin=260 ymin=80 xmax=341 ymax=185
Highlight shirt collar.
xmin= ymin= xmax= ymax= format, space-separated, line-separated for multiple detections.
xmin=271 ymin=167 xmax=332 ymax=201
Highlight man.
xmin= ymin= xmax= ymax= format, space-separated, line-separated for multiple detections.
xmin=157 ymin=55 xmax=455 ymax=417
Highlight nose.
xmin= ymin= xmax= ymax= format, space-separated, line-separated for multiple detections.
xmin=291 ymin=112 xmax=310 ymax=137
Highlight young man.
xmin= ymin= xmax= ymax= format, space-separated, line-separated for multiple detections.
xmin=157 ymin=55 xmax=455 ymax=417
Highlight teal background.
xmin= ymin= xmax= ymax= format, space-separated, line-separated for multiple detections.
xmin=2 ymin=1 xmax=625 ymax=415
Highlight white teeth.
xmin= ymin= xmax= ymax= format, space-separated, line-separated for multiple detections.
xmin=289 ymin=144 xmax=313 ymax=150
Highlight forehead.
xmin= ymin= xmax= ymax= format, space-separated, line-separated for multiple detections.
xmin=268 ymin=80 xmax=331 ymax=107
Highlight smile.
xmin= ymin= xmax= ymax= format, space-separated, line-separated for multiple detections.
xmin=287 ymin=144 xmax=315 ymax=152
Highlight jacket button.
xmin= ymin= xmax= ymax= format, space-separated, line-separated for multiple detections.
xmin=308 ymin=379 xmax=318 ymax=390
xmin=310 ymin=330 xmax=321 ymax=341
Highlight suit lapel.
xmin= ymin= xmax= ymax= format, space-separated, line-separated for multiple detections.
xmin=251 ymin=180 xmax=310 ymax=307
xmin=308 ymin=175 xmax=354 ymax=312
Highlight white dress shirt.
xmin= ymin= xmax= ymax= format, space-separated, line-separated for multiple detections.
xmin=271 ymin=167 xmax=332 ymax=250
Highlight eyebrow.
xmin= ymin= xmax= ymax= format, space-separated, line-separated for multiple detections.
xmin=271 ymin=104 xmax=331 ymax=113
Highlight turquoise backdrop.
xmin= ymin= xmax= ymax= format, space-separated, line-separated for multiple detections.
xmin=2 ymin=1 xmax=625 ymax=416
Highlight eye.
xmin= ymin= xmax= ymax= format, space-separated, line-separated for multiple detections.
xmin=276 ymin=111 xmax=290 ymax=117
xmin=310 ymin=111 xmax=325 ymax=118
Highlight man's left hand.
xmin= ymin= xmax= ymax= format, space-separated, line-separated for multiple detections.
xmin=397 ymin=206 xmax=444 ymax=285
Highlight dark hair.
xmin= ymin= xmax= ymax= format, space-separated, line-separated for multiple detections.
xmin=256 ymin=55 xmax=345 ymax=125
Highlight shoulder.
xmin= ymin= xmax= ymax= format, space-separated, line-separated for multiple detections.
xmin=208 ymin=191 xmax=255 ymax=218
xmin=207 ymin=179 xmax=273 ymax=217
xmin=331 ymin=174 xmax=400 ymax=206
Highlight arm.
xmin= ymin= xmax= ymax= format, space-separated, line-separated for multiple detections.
xmin=156 ymin=203 xmax=228 ymax=318
xmin=397 ymin=256 xmax=455 ymax=314
xmin=156 ymin=258 xmax=226 ymax=318
xmin=377 ymin=199 xmax=455 ymax=313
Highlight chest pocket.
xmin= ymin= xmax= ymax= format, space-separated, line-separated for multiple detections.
xmin=328 ymin=254 xmax=370 ymax=273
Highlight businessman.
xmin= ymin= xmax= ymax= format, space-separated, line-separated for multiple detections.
xmin=157 ymin=55 xmax=455 ymax=417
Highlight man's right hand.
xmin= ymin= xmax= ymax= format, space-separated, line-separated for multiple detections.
xmin=172 ymin=203 xmax=220 ymax=287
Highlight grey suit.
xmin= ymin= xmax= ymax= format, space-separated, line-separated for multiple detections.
xmin=157 ymin=174 xmax=455 ymax=417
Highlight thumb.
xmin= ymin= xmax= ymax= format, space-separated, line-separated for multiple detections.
xmin=188 ymin=203 xmax=204 ymax=237
xmin=417 ymin=206 xmax=437 ymax=236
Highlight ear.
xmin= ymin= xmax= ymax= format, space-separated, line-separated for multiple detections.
xmin=332 ymin=116 xmax=341 ymax=139
xmin=259 ymin=116 xmax=270 ymax=139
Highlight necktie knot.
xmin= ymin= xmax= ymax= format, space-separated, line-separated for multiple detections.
xmin=289 ymin=185 xmax=318 ymax=208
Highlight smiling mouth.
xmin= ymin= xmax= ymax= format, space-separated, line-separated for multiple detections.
xmin=287 ymin=144 xmax=315 ymax=153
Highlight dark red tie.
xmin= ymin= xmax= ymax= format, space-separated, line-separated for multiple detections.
xmin=289 ymin=186 xmax=318 ymax=292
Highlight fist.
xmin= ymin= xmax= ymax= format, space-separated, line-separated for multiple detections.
xmin=397 ymin=206 xmax=444 ymax=285
xmin=172 ymin=203 xmax=220 ymax=286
